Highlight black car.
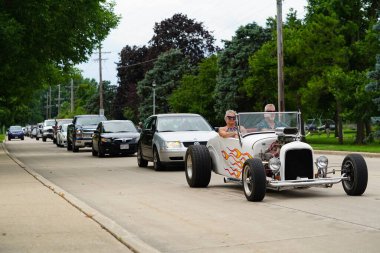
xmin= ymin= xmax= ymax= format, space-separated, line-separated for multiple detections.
xmin=92 ymin=120 xmax=140 ymax=157
xmin=7 ymin=125 xmax=24 ymax=141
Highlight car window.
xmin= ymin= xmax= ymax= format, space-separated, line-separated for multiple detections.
xmin=144 ymin=117 xmax=156 ymax=130
xmin=45 ymin=120 xmax=56 ymax=126
xmin=10 ymin=126 xmax=22 ymax=131
xmin=103 ymin=121 xmax=138 ymax=133
xmin=157 ymin=116 xmax=212 ymax=132
xmin=77 ymin=116 xmax=107 ymax=125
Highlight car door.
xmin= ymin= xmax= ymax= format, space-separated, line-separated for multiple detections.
xmin=141 ymin=116 xmax=156 ymax=160
xmin=92 ymin=123 xmax=102 ymax=151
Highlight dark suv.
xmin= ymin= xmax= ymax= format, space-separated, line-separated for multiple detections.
xmin=67 ymin=114 xmax=107 ymax=152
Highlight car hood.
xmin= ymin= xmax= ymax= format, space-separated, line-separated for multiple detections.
xmin=156 ymin=131 xmax=218 ymax=142
xmin=101 ymin=132 xmax=140 ymax=139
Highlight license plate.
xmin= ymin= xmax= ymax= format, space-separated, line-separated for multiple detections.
xmin=120 ymin=144 xmax=129 ymax=150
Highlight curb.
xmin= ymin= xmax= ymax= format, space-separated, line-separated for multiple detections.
xmin=2 ymin=143 xmax=161 ymax=253
xmin=314 ymin=150 xmax=380 ymax=158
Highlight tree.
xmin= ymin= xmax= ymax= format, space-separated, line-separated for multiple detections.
xmin=114 ymin=45 xmax=150 ymax=120
xmin=85 ymin=81 xmax=117 ymax=119
xmin=149 ymin=13 xmax=217 ymax=65
xmin=169 ymin=55 xmax=219 ymax=125
xmin=137 ymin=49 xmax=191 ymax=120
xmin=213 ymin=22 xmax=272 ymax=119
xmin=0 ymin=0 xmax=119 ymax=123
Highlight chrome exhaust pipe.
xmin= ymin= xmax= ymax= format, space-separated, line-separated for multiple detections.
xmin=224 ymin=177 xmax=242 ymax=185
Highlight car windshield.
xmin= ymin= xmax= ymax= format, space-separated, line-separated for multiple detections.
xmin=58 ymin=119 xmax=72 ymax=126
xmin=61 ymin=124 xmax=68 ymax=132
xmin=10 ymin=126 xmax=22 ymax=131
xmin=157 ymin=115 xmax=212 ymax=132
xmin=238 ymin=112 xmax=300 ymax=136
xmin=77 ymin=116 xmax=106 ymax=125
xmin=45 ymin=120 xmax=56 ymax=126
xmin=103 ymin=121 xmax=137 ymax=133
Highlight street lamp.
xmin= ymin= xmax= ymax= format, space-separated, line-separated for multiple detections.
xmin=152 ymin=81 xmax=156 ymax=115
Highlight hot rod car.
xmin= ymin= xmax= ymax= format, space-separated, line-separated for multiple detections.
xmin=185 ymin=111 xmax=368 ymax=202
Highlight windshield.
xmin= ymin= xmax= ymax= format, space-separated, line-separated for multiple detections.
xmin=157 ymin=115 xmax=212 ymax=132
xmin=238 ymin=112 xmax=300 ymax=136
xmin=77 ymin=116 xmax=106 ymax=125
xmin=10 ymin=126 xmax=22 ymax=131
xmin=45 ymin=120 xmax=56 ymax=126
xmin=103 ymin=121 xmax=137 ymax=133
xmin=58 ymin=119 xmax=72 ymax=126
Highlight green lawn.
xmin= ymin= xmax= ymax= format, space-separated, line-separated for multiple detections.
xmin=305 ymin=130 xmax=380 ymax=153
xmin=0 ymin=134 xmax=4 ymax=143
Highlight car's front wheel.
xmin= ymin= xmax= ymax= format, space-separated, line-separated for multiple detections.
xmin=185 ymin=145 xmax=212 ymax=187
xmin=98 ymin=143 xmax=105 ymax=157
xmin=153 ymin=147 xmax=164 ymax=171
xmin=67 ymin=139 xmax=72 ymax=151
xmin=137 ymin=143 xmax=148 ymax=167
xmin=341 ymin=154 xmax=368 ymax=196
xmin=242 ymin=158 xmax=266 ymax=202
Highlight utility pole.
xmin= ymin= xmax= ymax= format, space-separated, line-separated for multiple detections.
xmin=49 ymin=86 xmax=52 ymax=118
xmin=96 ymin=44 xmax=110 ymax=116
xmin=46 ymin=91 xmax=49 ymax=119
xmin=56 ymin=84 xmax=61 ymax=115
xmin=70 ymin=78 xmax=74 ymax=112
xmin=277 ymin=0 xmax=285 ymax=112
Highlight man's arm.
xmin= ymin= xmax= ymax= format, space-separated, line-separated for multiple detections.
xmin=219 ymin=127 xmax=237 ymax=138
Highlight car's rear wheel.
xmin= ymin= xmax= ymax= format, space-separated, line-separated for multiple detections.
xmin=341 ymin=154 xmax=368 ymax=196
xmin=67 ymin=139 xmax=72 ymax=151
xmin=137 ymin=143 xmax=148 ymax=167
xmin=92 ymin=144 xmax=98 ymax=156
xmin=21 ymin=137 xmax=24 ymax=140
xmin=185 ymin=145 xmax=211 ymax=187
xmin=98 ymin=143 xmax=105 ymax=157
xmin=242 ymin=158 xmax=266 ymax=202
xmin=153 ymin=147 xmax=164 ymax=171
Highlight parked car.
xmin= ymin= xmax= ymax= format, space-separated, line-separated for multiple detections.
xmin=317 ymin=119 xmax=335 ymax=131
xmin=41 ymin=119 xmax=56 ymax=142
xmin=92 ymin=120 xmax=140 ymax=157
xmin=53 ymin=118 xmax=73 ymax=144
xmin=185 ymin=111 xmax=368 ymax=202
xmin=35 ymin=123 xmax=43 ymax=140
xmin=56 ymin=123 xmax=69 ymax=147
xmin=67 ymin=114 xmax=107 ymax=152
xmin=304 ymin=118 xmax=319 ymax=131
xmin=7 ymin=125 xmax=24 ymax=141
xmin=137 ymin=113 xmax=218 ymax=171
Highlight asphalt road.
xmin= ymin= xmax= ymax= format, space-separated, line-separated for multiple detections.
xmin=5 ymin=138 xmax=380 ymax=253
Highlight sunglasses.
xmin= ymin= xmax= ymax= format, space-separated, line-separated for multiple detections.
xmin=226 ymin=116 xmax=236 ymax=120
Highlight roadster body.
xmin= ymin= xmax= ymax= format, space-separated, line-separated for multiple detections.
xmin=185 ymin=111 xmax=368 ymax=201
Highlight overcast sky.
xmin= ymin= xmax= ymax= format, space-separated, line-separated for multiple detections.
xmin=77 ymin=0 xmax=308 ymax=86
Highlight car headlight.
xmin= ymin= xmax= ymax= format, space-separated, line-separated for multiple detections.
xmin=269 ymin=157 xmax=281 ymax=173
xmin=101 ymin=137 xmax=112 ymax=143
xmin=316 ymin=156 xmax=328 ymax=169
xmin=76 ymin=129 xmax=82 ymax=134
xmin=164 ymin=141 xmax=181 ymax=149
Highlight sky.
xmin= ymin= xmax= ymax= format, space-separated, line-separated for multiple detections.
xmin=77 ymin=0 xmax=308 ymax=86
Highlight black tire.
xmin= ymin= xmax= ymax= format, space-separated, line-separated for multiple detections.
xmin=98 ymin=143 xmax=105 ymax=157
xmin=53 ymin=138 xmax=57 ymax=144
xmin=153 ymin=146 xmax=164 ymax=171
xmin=67 ymin=139 xmax=72 ymax=151
xmin=92 ymin=144 xmax=98 ymax=156
xmin=242 ymin=158 xmax=267 ymax=202
xmin=137 ymin=143 xmax=148 ymax=167
xmin=42 ymin=137 xmax=46 ymax=142
xmin=341 ymin=154 xmax=368 ymax=196
xmin=185 ymin=145 xmax=212 ymax=187
xmin=8 ymin=137 xmax=11 ymax=141
xmin=36 ymin=136 xmax=39 ymax=141
xmin=72 ymin=141 xmax=79 ymax=152
xmin=21 ymin=137 xmax=24 ymax=141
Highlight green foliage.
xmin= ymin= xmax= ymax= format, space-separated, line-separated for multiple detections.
xmin=169 ymin=55 xmax=219 ymax=125
xmin=214 ymin=22 xmax=272 ymax=119
xmin=137 ymin=49 xmax=192 ymax=120
xmin=0 ymin=0 xmax=119 ymax=124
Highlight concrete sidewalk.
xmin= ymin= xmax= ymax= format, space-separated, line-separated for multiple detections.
xmin=0 ymin=143 xmax=158 ymax=253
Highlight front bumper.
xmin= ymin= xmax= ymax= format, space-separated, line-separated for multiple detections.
xmin=267 ymin=176 xmax=346 ymax=190
xmin=101 ymin=142 xmax=137 ymax=154
xmin=159 ymin=148 xmax=187 ymax=162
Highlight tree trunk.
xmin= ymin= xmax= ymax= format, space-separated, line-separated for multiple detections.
xmin=337 ymin=101 xmax=343 ymax=144
xmin=356 ymin=121 xmax=365 ymax=144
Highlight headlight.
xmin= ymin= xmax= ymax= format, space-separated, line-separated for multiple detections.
xmin=164 ymin=141 xmax=181 ymax=149
xmin=269 ymin=157 xmax=281 ymax=173
xmin=316 ymin=156 xmax=328 ymax=169
xmin=76 ymin=129 xmax=82 ymax=134
xmin=101 ymin=137 xmax=112 ymax=143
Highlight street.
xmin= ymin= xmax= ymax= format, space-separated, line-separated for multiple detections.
xmin=5 ymin=138 xmax=380 ymax=253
